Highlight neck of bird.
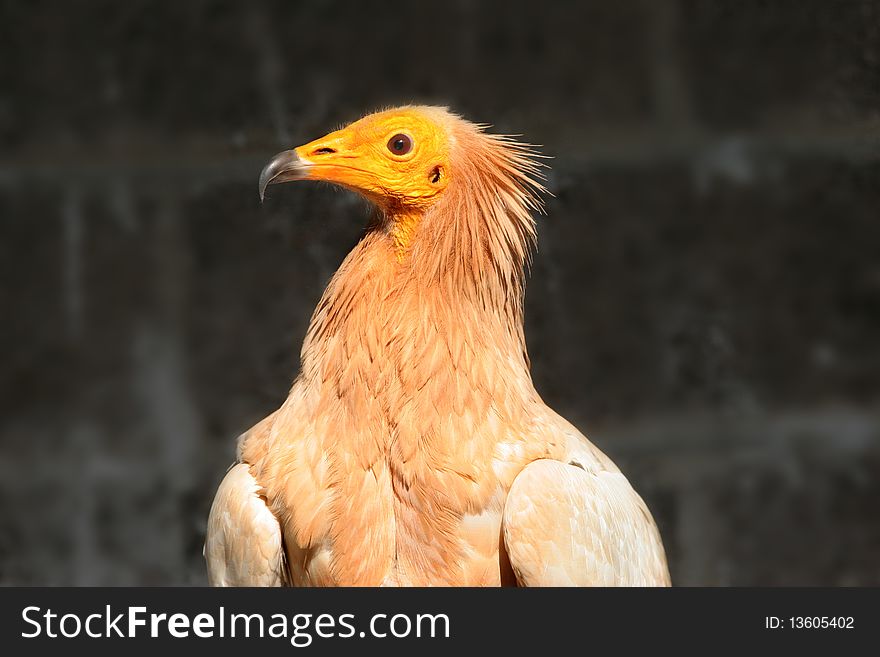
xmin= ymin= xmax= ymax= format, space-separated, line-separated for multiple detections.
xmin=298 ymin=203 xmax=531 ymax=406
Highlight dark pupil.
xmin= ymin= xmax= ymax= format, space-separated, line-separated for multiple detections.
xmin=388 ymin=134 xmax=412 ymax=154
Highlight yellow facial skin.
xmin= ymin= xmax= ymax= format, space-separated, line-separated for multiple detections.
xmin=295 ymin=108 xmax=452 ymax=213
xmin=258 ymin=107 xmax=455 ymax=254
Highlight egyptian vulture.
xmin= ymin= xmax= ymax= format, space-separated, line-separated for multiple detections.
xmin=205 ymin=106 xmax=670 ymax=587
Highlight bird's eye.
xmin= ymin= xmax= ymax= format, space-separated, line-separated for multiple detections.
xmin=387 ymin=133 xmax=413 ymax=156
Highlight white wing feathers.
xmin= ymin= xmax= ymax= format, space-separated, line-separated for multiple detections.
xmin=204 ymin=462 xmax=286 ymax=587
xmin=502 ymin=459 xmax=670 ymax=586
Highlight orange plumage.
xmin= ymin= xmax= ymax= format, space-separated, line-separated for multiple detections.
xmin=205 ymin=106 xmax=670 ymax=586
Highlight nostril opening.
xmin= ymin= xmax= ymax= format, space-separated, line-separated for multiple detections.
xmin=312 ymin=147 xmax=336 ymax=155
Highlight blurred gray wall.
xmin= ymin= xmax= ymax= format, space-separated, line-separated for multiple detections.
xmin=1 ymin=0 xmax=878 ymax=585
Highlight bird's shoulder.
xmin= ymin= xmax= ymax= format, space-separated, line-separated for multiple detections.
xmin=536 ymin=407 xmax=622 ymax=476
xmin=236 ymin=409 xmax=281 ymax=466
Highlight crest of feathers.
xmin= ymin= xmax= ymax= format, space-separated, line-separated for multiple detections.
xmin=415 ymin=112 xmax=548 ymax=301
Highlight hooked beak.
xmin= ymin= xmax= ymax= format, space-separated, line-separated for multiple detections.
xmin=258 ymin=150 xmax=312 ymax=202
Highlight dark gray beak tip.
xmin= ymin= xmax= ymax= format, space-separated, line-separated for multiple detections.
xmin=258 ymin=150 xmax=307 ymax=203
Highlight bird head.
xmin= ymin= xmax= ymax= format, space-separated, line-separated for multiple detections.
xmin=259 ymin=106 xmax=545 ymax=261
xmin=259 ymin=106 xmax=453 ymax=211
